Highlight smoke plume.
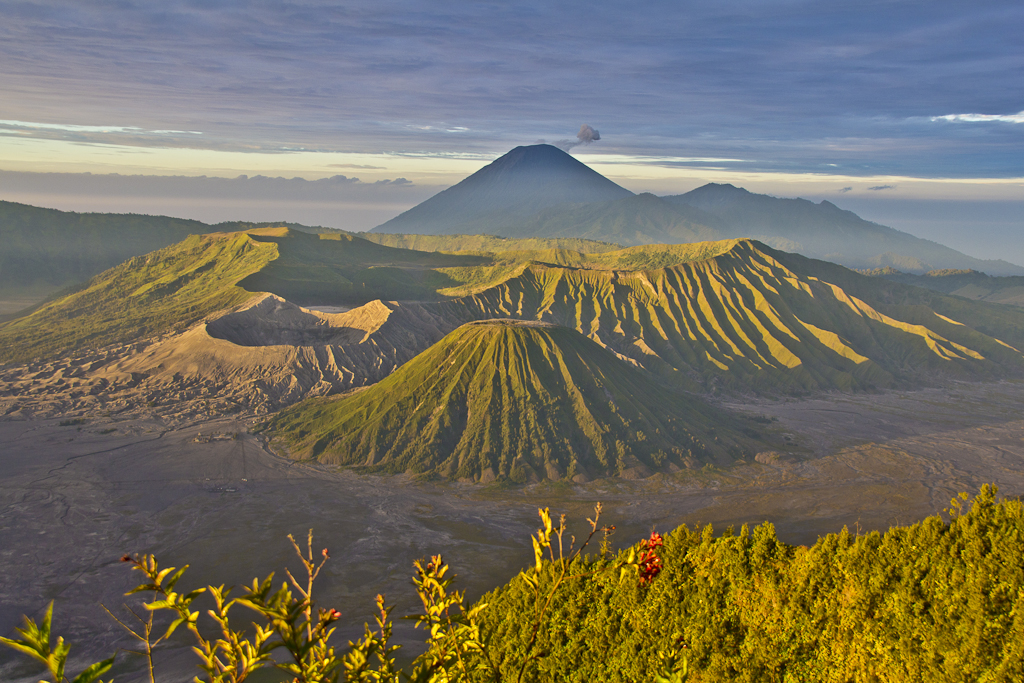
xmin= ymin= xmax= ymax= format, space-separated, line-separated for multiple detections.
xmin=555 ymin=124 xmax=602 ymax=151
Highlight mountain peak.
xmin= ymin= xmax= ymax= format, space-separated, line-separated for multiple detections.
xmin=371 ymin=144 xmax=632 ymax=235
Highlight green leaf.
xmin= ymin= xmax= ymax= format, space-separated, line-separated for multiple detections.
xmin=71 ymin=655 xmax=115 ymax=683
xmin=51 ymin=637 xmax=70 ymax=682
xmin=165 ymin=565 xmax=190 ymax=591
xmin=39 ymin=601 xmax=53 ymax=652
xmin=0 ymin=635 xmax=46 ymax=663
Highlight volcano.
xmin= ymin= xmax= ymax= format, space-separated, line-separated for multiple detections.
xmin=371 ymin=144 xmax=633 ymax=236
xmin=267 ymin=319 xmax=757 ymax=481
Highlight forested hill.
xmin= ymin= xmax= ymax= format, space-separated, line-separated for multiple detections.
xmin=475 ymin=485 xmax=1024 ymax=681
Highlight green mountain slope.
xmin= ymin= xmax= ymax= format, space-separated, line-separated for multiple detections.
xmin=0 ymin=200 xmax=350 ymax=312
xmin=236 ymin=229 xmax=490 ymax=304
xmin=7 ymin=230 xmax=1023 ymax=399
xmin=267 ymin=320 xmax=759 ymax=481
xmin=0 ymin=227 xmax=494 ymax=363
xmin=423 ymin=240 xmax=1024 ymax=392
xmin=0 ymin=232 xmax=278 ymax=364
xmin=0 ymin=201 xmax=216 ymax=299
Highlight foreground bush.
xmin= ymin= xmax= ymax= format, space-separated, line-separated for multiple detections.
xmin=476 ymin=484 xmax=1024 ymax=681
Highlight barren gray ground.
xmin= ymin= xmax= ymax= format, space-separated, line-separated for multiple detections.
xmin=2 ymin=380 xmax=1024 ymax=681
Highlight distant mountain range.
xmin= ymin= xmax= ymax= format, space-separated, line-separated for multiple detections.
xmin=370 ymin=144 xmax=1024 ymax=276
xmin=863 ymin=268 xmax=1024 ymax=308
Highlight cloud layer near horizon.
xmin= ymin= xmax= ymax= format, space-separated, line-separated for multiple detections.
xmin=1 ymin=1 xmax=1022 ymax=178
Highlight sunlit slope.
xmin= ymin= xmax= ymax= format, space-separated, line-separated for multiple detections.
xmin=0 ymin=232 xmax=278 ymax=364
xmin=426 ymin=240 xmax=1024 ymax=392
xmin=0 ymin=228 xmax=490 ymax=363
xmin=268 ymin=320 xmax=757 ymax=481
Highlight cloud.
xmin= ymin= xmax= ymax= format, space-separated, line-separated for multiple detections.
xmin=868 ymin=185 xmax=896 ymax=191
xmin=0 ymin=169 xmax=442 ymax=231
xmin=0 ymin=170 xmax=422 ymax=202
xmin=1 ymin=2 xmax=1023 ymax=178
xmin=0 ymin=119 xmax=202 ymax=136
xmin=838 ymin=187 xmax=853 ymax=193
xmin=328 ymin=163 xmax=386 ymax=170
xmin=932 ymin=111 xmax=1024 ymax=124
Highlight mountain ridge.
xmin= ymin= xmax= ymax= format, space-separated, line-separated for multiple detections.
xmin=666 ymin=183 xmax=1024 ymax=275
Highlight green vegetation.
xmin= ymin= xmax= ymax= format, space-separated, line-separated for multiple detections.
xmin=771 ymin=248 xmax=1024 ymax=352
xmin=267 ymin=320 xmax=758 ymax=480
xmin=5 ymin=488 xmax=1022 ymax=682
xmin=475 ymin=485 xmax=1024 ymax=682
xmin=0 ymin=233 xmax=277 ymax=364
xmin=444 ymin=240 xmax=1024 ymax=393
xmin=2 ymin=506 xmax=674 ymax=683
xmin=5 ymin=229 xmax=1024 ymax=400
xmin=0 ymin=200 xmax=356 ymax=302
xmin=0 ymin=228 xmax=747 ymax=364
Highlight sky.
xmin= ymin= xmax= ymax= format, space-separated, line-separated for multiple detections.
xmin=1 ymin=1 xmax=1022 ymax=261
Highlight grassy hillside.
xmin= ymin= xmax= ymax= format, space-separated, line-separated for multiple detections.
xmin=267 ymin=320 xmax=760 ymax=481
xmin=425 ymin=240 xmax=1024 ymax=392
xmin=237 ymin=229 xmax=491 ymax=304
xmin=0 ymin=229 xmax=507 ymax=363
xmin=0 ymin=200 xmax=345 ymax=312
xmin=472 ymin=486 xmax=1024 ymax=681
xmin=0 ymin=232 xmax=278 ymax=364
xmin=6 ymin=231 xmax=1023 ymax=398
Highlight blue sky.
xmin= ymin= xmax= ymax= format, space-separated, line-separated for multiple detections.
xmin=1 ymin=1 xmax=1021 ymax=259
